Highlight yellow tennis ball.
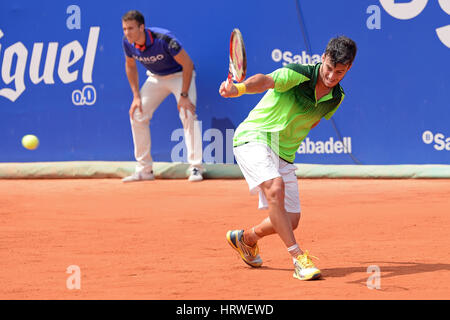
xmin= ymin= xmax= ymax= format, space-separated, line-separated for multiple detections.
xmin=22 ymin=134 xmax=39 ymax=150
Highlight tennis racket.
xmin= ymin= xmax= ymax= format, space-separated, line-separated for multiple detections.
xmin=226 ymin=28 xmax=247 ymax=88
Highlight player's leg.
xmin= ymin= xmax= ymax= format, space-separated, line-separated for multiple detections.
xmin=167 ymin=71 xmax=204 ymax=181
xmin=243 ymin=163 xmax=301 ymax=245
xmin=258 ymin=177 xmax=298 ymax=248
xmin=258 ymin=161 xmax=321 ymax=280
xmin=123 ymin=74 xmax=170 ymax=182
xmin=242 ymin=213 xmax=300 ymax=247
xmin=227 ymin=142 xmax=281 ymax=267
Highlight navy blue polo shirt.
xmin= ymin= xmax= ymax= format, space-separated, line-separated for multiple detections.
xmin=123 ymin=27 xmax=183 ymax=75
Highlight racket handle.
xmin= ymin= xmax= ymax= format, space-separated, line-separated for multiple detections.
xmin=226 ymin=73 xmax=233 ymax=89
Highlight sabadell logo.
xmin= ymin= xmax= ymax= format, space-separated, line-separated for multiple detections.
xmin=422 ymin=130 xmax=450 ymax=151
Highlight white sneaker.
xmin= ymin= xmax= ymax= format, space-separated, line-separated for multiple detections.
xmin=188 ymin=168 xmax=203 ymax=182
xmin=122 ymin=171 xmax=155 ymax=183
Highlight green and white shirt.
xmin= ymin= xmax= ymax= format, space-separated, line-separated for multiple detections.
xmin=233 ymin=63 xmax=345 ymax=163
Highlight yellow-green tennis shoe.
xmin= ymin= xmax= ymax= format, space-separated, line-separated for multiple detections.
xmin=293 ymin=251 xmax=321 ymax=280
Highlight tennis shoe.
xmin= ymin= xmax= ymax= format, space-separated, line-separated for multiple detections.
xmin=188 ymin=168 xmax=203 ymax=182
xmin=122 ymin=171 xmax=155 ymax=182
xmin=293 ymin=251 xmax=321 ymax=280
xmin=226 ymin=230 xmax=262 ymax=268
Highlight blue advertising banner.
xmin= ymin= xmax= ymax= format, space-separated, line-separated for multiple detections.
xmin=0 ymin=0 xmax=449 ymax=165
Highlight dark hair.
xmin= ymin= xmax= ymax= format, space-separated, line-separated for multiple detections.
xmin=324 ymin=36 xmax=357 ymax=66
xmin=122 ymin=10 xmax=145 ymax=26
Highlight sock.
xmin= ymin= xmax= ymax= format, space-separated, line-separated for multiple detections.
xmin=287 ymin=243 xmax=302 ymax=260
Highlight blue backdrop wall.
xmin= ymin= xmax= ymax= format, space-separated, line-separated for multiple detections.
xmin=1 ymin=0 xmax=449 ymax=165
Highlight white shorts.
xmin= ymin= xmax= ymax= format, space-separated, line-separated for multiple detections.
xmin=233 ymin=142 xmax=301 ymax=213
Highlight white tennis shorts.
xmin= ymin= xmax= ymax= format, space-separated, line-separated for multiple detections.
xmin=233 ymin=142 xmax=301 ymax=213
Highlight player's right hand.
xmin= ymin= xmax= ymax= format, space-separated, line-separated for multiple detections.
xmin=129 ymin=97 xmax=143 ymax=120
xmin=219 ymin=81 xmax=239 ymax=98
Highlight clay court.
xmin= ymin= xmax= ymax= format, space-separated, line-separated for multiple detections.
xmin=0 ymin=178 xmax=449 ymax=300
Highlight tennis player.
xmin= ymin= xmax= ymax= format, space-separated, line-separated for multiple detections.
xmin=121 ymin=10 xmax=204 ymax=182
xmin=219 ymin=36 xmax=357 ymax=280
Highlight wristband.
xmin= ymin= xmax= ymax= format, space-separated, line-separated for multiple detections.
xmin=234 ymin=83 xmax=246 ymax=97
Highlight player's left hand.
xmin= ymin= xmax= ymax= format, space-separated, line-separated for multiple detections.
xmin=178 ymin=96 xmax=196 ymax=118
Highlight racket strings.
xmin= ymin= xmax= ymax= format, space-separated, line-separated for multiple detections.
xmin=231 ymin=41 xmax=244 ymax=80
xmin=228 ymin=29 xmax=247 ymax=83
